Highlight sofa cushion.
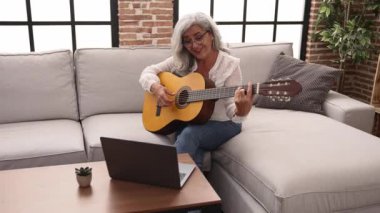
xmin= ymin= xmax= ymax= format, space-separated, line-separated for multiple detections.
xmin=0 ymin=50 xmax=79 ymax=124
xmin=0 ymin=120 xmax=87 ymax=170
xmin=228 ymin=43 xmax=293 ymax=84
xmin=74 ymin=47 xmax=172 ymax=120
xmin=81 ymin=113 xmax=172 ymax=161
xmin=213 ymin=107 xmax=380 ymax=213
xmin=256 ymin=54 xmax=340 ymax=114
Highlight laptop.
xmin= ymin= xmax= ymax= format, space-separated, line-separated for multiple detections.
xmin=100 ymin=137 xmax=195 ymax=188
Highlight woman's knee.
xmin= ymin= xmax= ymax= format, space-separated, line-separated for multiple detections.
xmin=176 ymin=126 xmax=201 ymax=141
xmin=175 ymin=126 xmax=200 ymax=152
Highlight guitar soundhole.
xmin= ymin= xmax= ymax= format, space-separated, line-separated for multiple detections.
xmin=176 ymin=87 xmax=190 ymax=109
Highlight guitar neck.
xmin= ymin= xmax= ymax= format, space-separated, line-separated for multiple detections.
xmin=187 ymin=84 xmax=257 ymax=103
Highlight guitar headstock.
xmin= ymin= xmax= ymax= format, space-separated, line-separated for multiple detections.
xmin=259 ymin=79 xmax=302 ymax=102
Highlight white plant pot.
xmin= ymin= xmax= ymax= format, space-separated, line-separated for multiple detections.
xmin=76 ymin=174 xmax=92 ymax=187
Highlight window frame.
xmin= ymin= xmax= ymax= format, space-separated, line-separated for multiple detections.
xmin=0 ymin=0 xmax=119 ymax=52
xmin=173 ymin=0 xmax=311 ymax=60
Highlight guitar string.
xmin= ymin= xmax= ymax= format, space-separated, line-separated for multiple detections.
xmin=181 ymin=85 xmax=253 ymax=102
xmin=177 ymin=88 xmax=270 ymax=98
xmin=173 ymin=79 xmax=298 ymax=103
xmin=176 ymin=86 xmax=290 ymax=103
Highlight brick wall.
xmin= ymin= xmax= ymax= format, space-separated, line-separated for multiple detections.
xmin=118 ymin=0 xmax=173 ymax=46
xmin=306 ymin=0 xmax=380 ymax=103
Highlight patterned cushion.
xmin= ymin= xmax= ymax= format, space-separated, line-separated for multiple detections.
xmin=256 ymin=54 xmax=341 ymax=114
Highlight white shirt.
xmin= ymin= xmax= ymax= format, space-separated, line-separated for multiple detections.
xmin=139 ymin=51 xmax=247 ymax=123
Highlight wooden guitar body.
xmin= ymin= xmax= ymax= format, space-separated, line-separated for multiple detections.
xmin=142 ymin=72 xmax=215 ymax=135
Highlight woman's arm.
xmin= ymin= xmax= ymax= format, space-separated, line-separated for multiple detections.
xmin=139 ymin=57 xmax=174 ymax=92
xmin=224 ymin=64 xmax=253 ymax=123
xmin=139 ymin=57 xmax=176 ymax=106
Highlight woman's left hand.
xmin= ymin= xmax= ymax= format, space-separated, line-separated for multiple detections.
xmin=234 ymin=81 xmax=254 ymax=117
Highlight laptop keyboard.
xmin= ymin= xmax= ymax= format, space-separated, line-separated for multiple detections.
xmin=179 ymin=172 xmax=186 ymax=181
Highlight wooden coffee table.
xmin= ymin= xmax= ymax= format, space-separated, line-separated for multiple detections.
xmin=0 ymin=153 xmax=221 ymax=213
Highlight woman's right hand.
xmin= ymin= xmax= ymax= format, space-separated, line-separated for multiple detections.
xmin=150 ymin=82 xmax=174 ymax=107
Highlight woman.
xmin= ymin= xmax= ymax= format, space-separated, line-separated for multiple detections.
xmin=139 ymin=12 xmax=253 ymax=169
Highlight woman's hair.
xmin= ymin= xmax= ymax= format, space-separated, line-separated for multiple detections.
xmin=171 ymin=12 xmax=229 ymax=75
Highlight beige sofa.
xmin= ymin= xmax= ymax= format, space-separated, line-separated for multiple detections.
xmin=1 ymin=43 xmax=379 ymax=213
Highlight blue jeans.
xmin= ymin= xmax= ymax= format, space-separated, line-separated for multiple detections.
xmin=175 ymin=120 xmax=242 ymax=169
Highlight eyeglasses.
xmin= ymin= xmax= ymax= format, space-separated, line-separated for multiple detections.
xmin=182 ymin=31 xmax=209 ymax=47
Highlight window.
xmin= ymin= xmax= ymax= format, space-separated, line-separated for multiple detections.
xmin=0 ymin=0 xmax=118 ymax=53
xmin=174 ymin=0 xmax=311 ymax=59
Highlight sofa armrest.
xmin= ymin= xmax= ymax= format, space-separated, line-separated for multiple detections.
xmin=323 ymin=90 xmax=375 ymax=133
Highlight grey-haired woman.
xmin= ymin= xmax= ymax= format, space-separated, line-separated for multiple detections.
xmin=139 ymin=12 xmax=253 ymax=169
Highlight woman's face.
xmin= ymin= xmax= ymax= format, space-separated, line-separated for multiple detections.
xmin=182 ymin=24 xmax=214 ymax=61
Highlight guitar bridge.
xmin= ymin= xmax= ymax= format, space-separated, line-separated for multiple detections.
xmin=156 ymin=105 xmax=161 ymax=116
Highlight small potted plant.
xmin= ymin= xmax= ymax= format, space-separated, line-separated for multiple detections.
xmin=75 ymin=166 xmax=92 ymax=187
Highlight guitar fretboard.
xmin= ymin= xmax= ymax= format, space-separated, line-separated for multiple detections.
xmin=183 ymin=84 xmax=257 ymax=103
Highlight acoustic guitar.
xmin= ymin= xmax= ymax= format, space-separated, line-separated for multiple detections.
xmin=142 ymin=72 xmax=302 ymax=135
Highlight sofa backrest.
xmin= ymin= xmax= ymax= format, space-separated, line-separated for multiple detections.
xmin=228 ymin=42 xmax=293 ymax=84
xmin=75 ymin=47 xmax=171 ymax=120
xmin=0 ymin=50 xmax=79 ymax=124
xmin=74 ymin=43 xmax=293 ymax=118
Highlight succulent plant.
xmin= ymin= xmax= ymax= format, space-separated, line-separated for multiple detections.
xmin=75 ymin=166 xmax=92 ymax=176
